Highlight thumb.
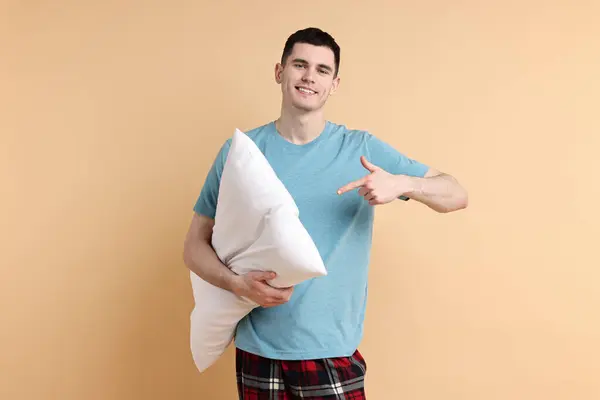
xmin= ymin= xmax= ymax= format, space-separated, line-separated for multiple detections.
xmin=360 ymin=156 xmax=380 ymax=172
xmin=252 ymin=271 xmax=276 ymax=281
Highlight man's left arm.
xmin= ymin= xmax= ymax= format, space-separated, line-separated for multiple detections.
xmin=336 ymin=132 xmax=468 ymax=213
xmin=337 ymin=156 xmax=468 ymax=213
xmin=400 ymin=167 xmax=468 ymax=213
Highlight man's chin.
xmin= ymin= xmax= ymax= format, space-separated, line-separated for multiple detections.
xmin=291 ymin=100 xmax=323 ymax=113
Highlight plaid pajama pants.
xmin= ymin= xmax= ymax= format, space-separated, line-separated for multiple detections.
xmin=236 ymin=347 xmax=368 ymax=399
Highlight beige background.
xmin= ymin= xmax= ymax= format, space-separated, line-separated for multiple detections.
xmin=2 ymin=1 xmax=599 ymax=399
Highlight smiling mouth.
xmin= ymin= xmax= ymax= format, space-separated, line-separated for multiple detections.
xmin=295 ymin=86 xmax=317 ymax=95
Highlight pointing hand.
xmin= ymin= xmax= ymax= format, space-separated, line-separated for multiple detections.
xmin=337 ymin=156 xmax=415 ymax=206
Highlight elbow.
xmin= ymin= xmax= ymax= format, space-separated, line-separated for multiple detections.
xmin=182 ymin=238 xmax=194 ymax=268
xmin=182 ymin=247 xmax=191 ymax=269
xmin=453 ymin=189 xmax=469 ymax=212
xmin=455 ymin=189 xmax=469 ymax=211
xmin=437 ymin=189 xmax=469 ymax=213
xmin=183 ymin=235 xmax=211 ymax=270
xmin=439 ymin=175 xmax=468 ymax=213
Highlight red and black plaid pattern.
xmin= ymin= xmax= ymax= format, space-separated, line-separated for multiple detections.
xmin=236 ymin=347 xmax=367 ymax=399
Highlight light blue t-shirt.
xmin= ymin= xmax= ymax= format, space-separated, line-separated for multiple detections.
xmin=193 ymin=120 xmax=429 ymax=360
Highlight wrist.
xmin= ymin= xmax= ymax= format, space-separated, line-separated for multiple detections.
xmin=396 ymin=175 xmax=423 ymax=197
xmin=225 ymin=273 xmax=242 ymax=295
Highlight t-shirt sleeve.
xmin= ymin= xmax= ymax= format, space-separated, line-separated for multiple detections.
xmin=365 ymin=132 xmax=429 ymax=200
xmin=193 ymin=139 xmax=231 ymax=219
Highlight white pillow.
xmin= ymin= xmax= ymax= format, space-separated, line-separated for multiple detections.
xmin=189 ymin=129 xmax=327 ymax=373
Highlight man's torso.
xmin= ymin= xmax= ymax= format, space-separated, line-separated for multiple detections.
xmin=233 ymin=121 xmax=376 ymax=360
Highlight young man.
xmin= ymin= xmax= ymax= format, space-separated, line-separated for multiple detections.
xmin=183 ymin=27 xmax=468 ymax=399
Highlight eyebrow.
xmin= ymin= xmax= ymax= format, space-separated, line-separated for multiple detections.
xmin=291 ymin=58 xmax=334 ymax=72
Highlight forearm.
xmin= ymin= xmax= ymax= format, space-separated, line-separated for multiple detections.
xmin=403 ymin=173 xmax=468 ymax=213
xmin=183 ymin=237 xmax=239 ymax=293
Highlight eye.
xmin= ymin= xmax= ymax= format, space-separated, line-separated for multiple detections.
xmin=318 ymin=69 xmax=329 ymax=75
xmin=294 ymin=63 xmax=305 ymax=68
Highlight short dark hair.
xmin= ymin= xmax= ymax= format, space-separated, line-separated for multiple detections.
xmin=281 ymin=27 xmax=341 ymax=77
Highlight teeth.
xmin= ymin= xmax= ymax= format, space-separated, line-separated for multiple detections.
xmin=298 ymin=87 xmax=315 ymax=94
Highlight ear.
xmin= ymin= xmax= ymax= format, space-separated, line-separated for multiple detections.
xmin=330 ymin=75 xmax=341 ymax=95
xmin=275 ymin=63 xmax=283 ymax=84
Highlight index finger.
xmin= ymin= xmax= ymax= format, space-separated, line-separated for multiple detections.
xmin=337 ymin=176 xmax=367 ymax=195
xmin=265 ymin=286 xmax=292 ymax=299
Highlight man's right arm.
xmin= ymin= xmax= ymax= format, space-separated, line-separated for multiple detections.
xmin=183 ymin=212 xmax=239 ymax=292
xmin=182 ymin=212 xmax=294 ymax=307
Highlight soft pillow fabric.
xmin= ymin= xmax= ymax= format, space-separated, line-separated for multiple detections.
xmin=189 ymin=129 xmax=327 ymax=373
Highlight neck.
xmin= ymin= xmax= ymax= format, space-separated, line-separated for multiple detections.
xmin=275 ymin=107 xmax=326 ymax=145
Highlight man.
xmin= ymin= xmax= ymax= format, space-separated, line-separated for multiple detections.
xmin=183 ymin=27 xmax=468 ymax=399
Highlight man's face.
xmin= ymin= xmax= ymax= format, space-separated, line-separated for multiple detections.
xmin=275 ymin=43 xmax=340 ymax=113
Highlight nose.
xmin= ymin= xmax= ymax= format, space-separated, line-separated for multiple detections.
xmin=301 ymin=68 xmax=315 ymax=83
